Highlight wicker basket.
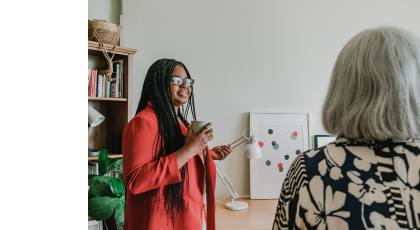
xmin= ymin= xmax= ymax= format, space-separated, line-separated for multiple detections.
xmin=88 ymin=19 xmax=122 ymax=45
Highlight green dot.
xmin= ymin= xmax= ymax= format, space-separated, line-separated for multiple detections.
xmin=268 ymin=129 xmax=273 ymax=134
xmin=273 ymin=144 xmax=279 ymax=150
xmin=290 ymin=134 xmax=297 ymax=140
xmin=279 ymin=167 xmax=283 ymax=172
xmin=285 ymin=155 xmax=289 ymax=160
xmin=266 ymin=160 xmax=271 ymax=166
xmin=296 ymin=150 xmax=301 ymax=155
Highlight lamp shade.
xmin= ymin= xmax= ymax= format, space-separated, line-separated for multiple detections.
xmin=243 ymin=137 xmax=262 ymax=159
xmin=88 ymin=107 xmax=105 ymax=127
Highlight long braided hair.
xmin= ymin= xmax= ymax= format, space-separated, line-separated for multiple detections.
xmin=135 ymin=58 xmax=199 ymax=225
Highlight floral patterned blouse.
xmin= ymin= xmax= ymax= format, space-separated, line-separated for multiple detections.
xmin=272 ymin=138 xmax=420 ymax=230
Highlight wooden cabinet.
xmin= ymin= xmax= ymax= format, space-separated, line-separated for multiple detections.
xmin=88 ymin=41 xmax=136 ymax=230
xmin=88 ymin=41 xmax=137 ymax=160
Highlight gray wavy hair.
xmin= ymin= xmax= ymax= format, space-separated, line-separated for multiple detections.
xmin=322 ymin=26 xmax=420 ymax=141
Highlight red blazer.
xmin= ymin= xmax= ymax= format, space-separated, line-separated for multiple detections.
xmin=122 ymin=101 xmax=217 ymax=230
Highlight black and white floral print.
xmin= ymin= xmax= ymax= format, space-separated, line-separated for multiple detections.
xmin=273 ymin=138 xmax=420 ymax=230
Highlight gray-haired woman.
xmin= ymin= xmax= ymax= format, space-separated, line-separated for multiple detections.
xmin=273 ymin=27 xmax=420 ymax=230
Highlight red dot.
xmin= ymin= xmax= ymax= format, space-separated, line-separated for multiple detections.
xmin=258 ymin=141 xmax=264 ymax=147
xmin=278 ymin=163 xmax=283 ymax=168
xmin=293 ymin=132 xmax=298 ymax=136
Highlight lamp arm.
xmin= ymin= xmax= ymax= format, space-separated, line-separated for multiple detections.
xmin=231 ymin=136 xmax=247 ymax=149
xmin=215 ymin=161 xmax=239 ymax=199
xmin=216 ymin=128 xmax=257 ymax=200
xmin=230 ymin=128 xmax=255 ymax=149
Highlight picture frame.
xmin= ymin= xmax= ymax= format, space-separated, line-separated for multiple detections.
xmin=314 ymin=135 xmax=337 ymax=148
xmin=250 ymin=112 xmax=310 ymax=199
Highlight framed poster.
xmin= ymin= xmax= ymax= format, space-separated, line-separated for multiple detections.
xmin=314 ymin=135 xmax=337 ymax=148
xmin=250 ymin=112 xmax=310 ymax=199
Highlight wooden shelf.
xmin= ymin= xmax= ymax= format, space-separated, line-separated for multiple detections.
xmin=88 ymin=41 xmax=134 ymax=161
xmin=88 ymin=154 xmax=123 ymax=161
xmin=88 ymin=41 xmax=137 ymax=55
xmin=88 ymin=97 xmax=127 ymax=101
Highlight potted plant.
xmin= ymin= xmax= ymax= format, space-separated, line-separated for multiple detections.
xmin=88 ymin=150 xmax=125 ymax=230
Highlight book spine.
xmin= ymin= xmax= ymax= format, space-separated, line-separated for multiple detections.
xmin=94 ymin=70 xmax=98 ymax=97
xmin=91 ymin=70 xmax=94 ymax=96
xmin=107 ymin=81 xmax=111 ymax=97
xmin=119 ymin=61 xmax=124 ymax=98
xmin=111 ymin=81 xmax=116 ymax=98
xmin=106 ymin=80 xmax=108 ymax=98
xmin=98 ymin=75 xmax=103 ymax=97
xmin=102 ymin=75 xmax=106 ymax=97
xmin=96 ymin=75 xmax=100 ymax=97
xmin=88 ymin=69 xmax=92 ymax=96
xmin=116 ymin=63 xmax=119 ymax=98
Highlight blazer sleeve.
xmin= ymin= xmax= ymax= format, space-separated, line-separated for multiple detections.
xmin=122 ymin=115 xmax=182 ymax=195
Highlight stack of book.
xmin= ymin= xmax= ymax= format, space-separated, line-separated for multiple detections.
xmin=88 ymin=162 xmax=98 ymax=175
xmin=88 ymin=162 xmax=122 ymax=179
xmin=88 ymin=60 xmax=124 ymax=98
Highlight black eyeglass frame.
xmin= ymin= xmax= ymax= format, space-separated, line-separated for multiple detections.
xmin=170 ymin=76 xmax=195 ymax=87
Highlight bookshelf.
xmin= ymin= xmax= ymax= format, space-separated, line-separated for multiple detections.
xmin=88 ymin=154 xmax=123 ymax=161
xmin=88 ymin=41 xmax=137 ymax=160
xmin=88 ymin=97 xmax=127 ymax=102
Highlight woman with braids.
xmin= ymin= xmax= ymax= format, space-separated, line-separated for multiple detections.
xmin=122 ymin=58 xmax=232 ymax=230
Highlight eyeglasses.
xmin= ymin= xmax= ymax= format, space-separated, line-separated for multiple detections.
xmin=171 ymin=76 xmax=195 ymax=87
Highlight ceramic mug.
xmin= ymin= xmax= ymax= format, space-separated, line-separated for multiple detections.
xmin=191 ymin=121 xmax=211 ymax=134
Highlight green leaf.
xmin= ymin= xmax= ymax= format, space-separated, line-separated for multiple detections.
xmin=88 ymin=197 xmax=119 ymax=221
xmin=98 ymin=149 xmax=121 ymax=175
xmin=109 ymin=177 xmax=125 ymax=197
xmin=114 ymin=159 xmax=123 ymax=174
xmin=105 ymin=158 xmax=119 ymax=174
xmin=98 ymin=149 xmax=108 ymax=176
xmin=88 ymin=190 xmax=95 ymax=201
xmin=114 ymin=200 xmax=125 ymax=230
xmin=88 ymin=174 xmax=97 ymax=185
xmin=89 ymin=176 xmax=114 ymax=197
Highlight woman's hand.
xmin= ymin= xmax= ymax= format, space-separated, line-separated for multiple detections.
xmin=210 ymin=144 xmax=232 ymax=161
xmin=184 ymin=122 xmax=214 ymax=154
xmin=174 ymin=122 xmax=213 ymax=169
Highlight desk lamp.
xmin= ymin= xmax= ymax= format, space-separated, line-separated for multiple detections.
xmin=215 ymin=128 xmax=262 ymax=210
xmin=88 ymin=106 xmax=105 ymax=156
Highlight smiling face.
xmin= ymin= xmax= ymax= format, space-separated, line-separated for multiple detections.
xmin=170 ymin=65 xmax=192 ymax=114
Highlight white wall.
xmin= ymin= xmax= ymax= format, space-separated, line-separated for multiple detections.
xmin=88 ymin=0 xmax=122 ymax=45
xmin=88 ymin=0 xmax=121 ymax=25
xmin=122 ymin=0 xmax=420 ymax=198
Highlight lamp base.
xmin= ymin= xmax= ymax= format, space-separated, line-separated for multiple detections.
xmin=225 ymin=201 xmax=248 ymax=210
xmin=88 ymin=147 xmax=101 ymax=156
